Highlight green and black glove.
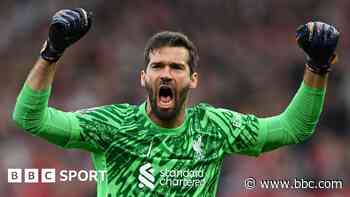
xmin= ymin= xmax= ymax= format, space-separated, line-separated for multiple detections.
xmin=296 ymin=21 xmax=340 ymax=74
xmin=40 ymin=8 xmax=92 ymax=62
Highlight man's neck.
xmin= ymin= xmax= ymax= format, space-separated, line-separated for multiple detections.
xmin=146 ymin=99 xmax=186 ymax=128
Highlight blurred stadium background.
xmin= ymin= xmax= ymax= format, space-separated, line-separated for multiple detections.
xmin=0 ymin=0 xmax=349 ymax=196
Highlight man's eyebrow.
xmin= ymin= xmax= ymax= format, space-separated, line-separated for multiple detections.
xmin=170 ymin=63 xmax=185 ymax=67
xmin=150 ymin=61 xmax=185 ymax=66
xmin=150 ymin=62 xmax=164 ymax=65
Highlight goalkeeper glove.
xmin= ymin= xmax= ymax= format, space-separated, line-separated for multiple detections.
xmin=40 ymin=8 xmax=92 ymax=63
xmin=296 ymin=21 xmax=340 ymax=74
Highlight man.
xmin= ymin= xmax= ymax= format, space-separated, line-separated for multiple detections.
xmin=13 ymin=8 xmax=339 ymax=196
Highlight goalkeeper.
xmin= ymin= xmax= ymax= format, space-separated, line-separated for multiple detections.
xmin=13 ymin=8 xmax=340 ymax=197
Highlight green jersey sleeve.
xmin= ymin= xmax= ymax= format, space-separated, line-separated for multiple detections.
xmin=12 ymin=84 xmax=129 ymax=152
xmin=12 ymin=84 xmax=80 ymax=148
xmin=205 ymin=81 xmax=325 ymax=157
xmin=258 ymin=82 xmax=325 ymax=152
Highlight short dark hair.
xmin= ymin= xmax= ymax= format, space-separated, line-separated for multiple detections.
xmin=144 ymin=31 xmax=199 ymax=73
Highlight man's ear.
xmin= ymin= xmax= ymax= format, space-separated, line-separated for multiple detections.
xmin=140 ymin=70 xmax=146 ymax=87
xmin=189 ymin=72 xmax=198 ymax=89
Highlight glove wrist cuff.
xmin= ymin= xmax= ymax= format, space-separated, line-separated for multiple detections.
xmin=40 ymin=40 xmax=64 ymax=63
xmin=305 ymin=62 xmax=331 ymax=75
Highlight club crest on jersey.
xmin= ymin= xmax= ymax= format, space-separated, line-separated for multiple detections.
xmin=231 ymin=116 xmax=242 ymax=128
xmin=192 ymin=135 xmax=204 ymax=160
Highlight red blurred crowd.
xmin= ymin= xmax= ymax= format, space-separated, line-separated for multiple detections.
xmin=0 ymin=0 xmax=349 ymax=196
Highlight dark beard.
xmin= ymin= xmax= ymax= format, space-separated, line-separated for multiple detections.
xmin=145 ymin=82 xmax=189 ymax=121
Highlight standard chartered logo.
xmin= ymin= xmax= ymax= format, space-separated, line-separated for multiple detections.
xmin=160 ymin=168 xmax=204 ymax=187
xmin=138 ymin=162 xmax=155 ymax=190
xmin=138 ymin=162 xmax=205 ymax=191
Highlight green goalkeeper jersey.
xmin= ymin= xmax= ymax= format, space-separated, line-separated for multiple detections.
xmin=75 ymin=102 xmax=263 ymax=197
xmin=13 ymin=82 xmax=325 ymax=196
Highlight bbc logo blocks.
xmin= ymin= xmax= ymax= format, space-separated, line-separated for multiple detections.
xmin=8 ymin=168 xmax=56 ymax=183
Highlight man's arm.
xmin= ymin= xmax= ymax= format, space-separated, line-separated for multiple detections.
xmin=258 ymin=21 xmax=339 ymax=152
xmin=27 ymin=8 xmax=92 ymax=90
xmin=303 ymin=66 xmax=328 ymax=89
xmin=258 ymin=69 xmax=327 ymax=152
xmin=12 ymin=8 xmax=96 ymax=150
xmin=26 ymin=58 xmax=57 ymax=90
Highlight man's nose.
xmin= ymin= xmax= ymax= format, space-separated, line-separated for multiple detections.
xmin=159 ymin=66 xmax=173 ymax=81
xmin=160 ymin=76 xmax=172 ymax=83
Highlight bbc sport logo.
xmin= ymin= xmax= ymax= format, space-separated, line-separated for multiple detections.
xmin=8 ymin=168 xmax=107 ymax=183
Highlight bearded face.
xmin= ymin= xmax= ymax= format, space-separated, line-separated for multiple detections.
xmin=145 ymin=76 xmax=190 ymax=120
xmin=141 ymin=46 xmax=198 ymax=121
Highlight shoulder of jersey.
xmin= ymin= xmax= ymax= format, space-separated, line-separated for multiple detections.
xmin=191 ymin=103 xmax=245 ymax=128
xmin=75 ymin=103 xmax=137 ymax=114
xmin=191 ymin=102 xmax=237 ymax=116
xmin=190 ymin=102 xmax=226 ymax=120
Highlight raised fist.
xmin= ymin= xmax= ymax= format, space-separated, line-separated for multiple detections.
xmin=40 ymin=8 xmax=92 ymax=62
xmin=296 ymin=21 xmax=339 ymax=74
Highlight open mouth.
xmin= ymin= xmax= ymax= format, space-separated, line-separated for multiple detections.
xmin=157 ymin=85 xmax=175 ymax=109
